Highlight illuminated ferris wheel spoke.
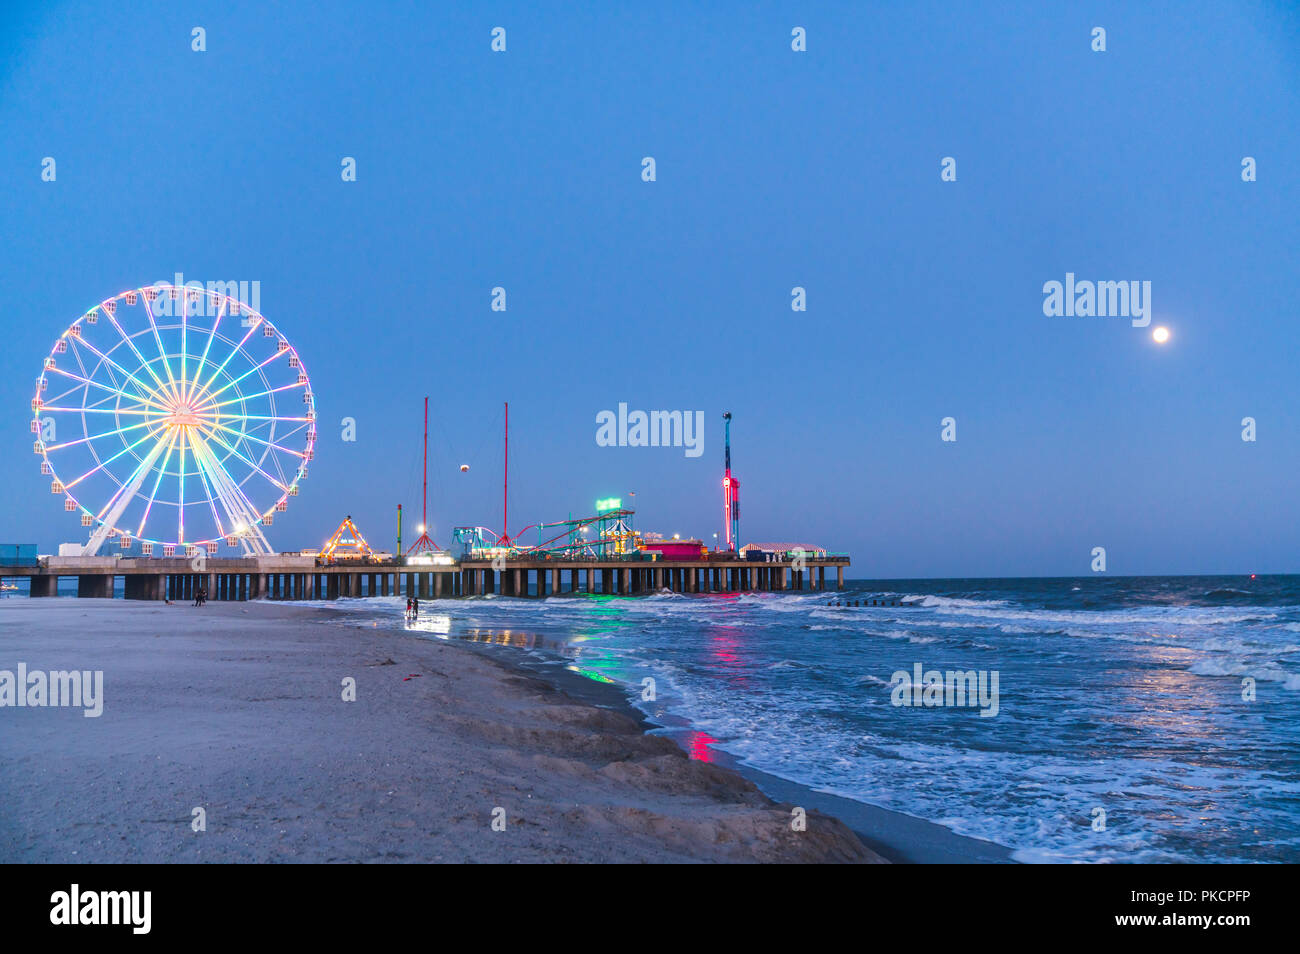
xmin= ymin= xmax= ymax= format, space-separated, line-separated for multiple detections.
xmin=230 ymin=417 xmax=310 ymax=442
xmin=68 ymin=330 xmax=171 ymax=402
xmin=237 ymin=414 xmax=311 ymax=424
xmin=196 ymin=382 xmax=305 ymax=415
xmin=196 ymin=424 xmax=292 ymax=493
xmin=194 ymin=347 xmax=290 ymax=409
xmin=65 ymin=424 xmax=169 ymax=491
xmin=44 ymin=365 xmax=170 ymax=413
xmin=37 ymin=284 xmax=314 ymax=556
xmin=65 ymin=336 xmax=170 ymax=410
xmin=178 ymin=421 xmax=188 ymax=543
xmin=140 ymin=294 xmax=181 ymax=398
xmin=63 ymin=423 xmax=170 ymax=491
xmin=205 ymin=420 xmax=308 ymax=470
xmin=200 ymin=418 xmax=306 ymax=460
xmin=191 ymin=431 xmax=254 ymax=515
xmin=39 ymin=405 xmax=159 ymax=417
xmin=253 ymin=424 xmax=293 ymax=491
xmin=188 ymin=440 xmax=231 ymax=541
xmin=184 ymin=296 xmax=229 ymax=406
xmin=135 ymin=427 xmax=181 ymax=538
xmin=85 ymin=379 xmax=154 ymax=413
xmin=105 ymin=312 xmax=172 ymax=396
xmin=179 ymin=295 xmax=189 ymax=402
xmin=192 ymin=319 xmax=262 ymax=407
xmin=42 ymin=379 xmax=84 ymax=406
xmin=44 ymin=418 xmax=160 ymax=454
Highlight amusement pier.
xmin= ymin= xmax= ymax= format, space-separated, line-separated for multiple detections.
xmin=0 ymin=551 xmax=849 ymax=602
xmin=6 ymin=285 xmax=849 ymax=600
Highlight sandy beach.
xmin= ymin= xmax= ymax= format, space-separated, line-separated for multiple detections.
xmin=0 ymin=599 xmax=883 ymax=864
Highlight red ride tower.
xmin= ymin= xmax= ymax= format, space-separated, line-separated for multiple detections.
xmin=722 ymin=412 xmax=739 ymax=552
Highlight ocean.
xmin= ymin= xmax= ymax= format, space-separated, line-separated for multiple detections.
xmin=157 ymin=575 xmax=1300 ymax=861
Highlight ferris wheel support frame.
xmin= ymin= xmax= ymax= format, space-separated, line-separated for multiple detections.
xmin=189 ymin=430 xmax=274 ymax=556
xmin=83 ymin=429 xmax=170 ymax=556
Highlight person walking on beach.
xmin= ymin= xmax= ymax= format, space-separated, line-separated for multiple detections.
xmin=411 ymin=596 xmax=419 ymax=619
xmin=405 ymin=597 xmax=413 ymax=621
xmin=193 ymin=587 xmax=202 ymax=608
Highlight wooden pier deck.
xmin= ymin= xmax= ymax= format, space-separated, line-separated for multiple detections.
xmin=0 ymin=555 xmax=849 ymax=601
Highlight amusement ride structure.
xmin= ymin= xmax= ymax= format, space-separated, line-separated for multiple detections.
xmin=322 ymin=515 xmax=373 ymax=560
xmin=451 ymin=499 xmax=637 ymax=561
xmin=445 ymin=401 xmax=638 ymax=561
xmin=404 ymin=396 xmax=441 ymax=555
xmin=722 ymin=411 xmax=740 ymax=552
xmin=31 ymin=284 xmax=315 ymax=556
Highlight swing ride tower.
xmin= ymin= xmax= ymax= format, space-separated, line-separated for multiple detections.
xmin=405 ymin=396 xmax=440 ymax=555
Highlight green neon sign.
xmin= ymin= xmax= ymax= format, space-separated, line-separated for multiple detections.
xmin=595 ymin=497 xmax=621 ymax=512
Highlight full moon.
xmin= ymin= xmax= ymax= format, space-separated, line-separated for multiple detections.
xmin=1152 ymin=326 xmax=1170 ymax=344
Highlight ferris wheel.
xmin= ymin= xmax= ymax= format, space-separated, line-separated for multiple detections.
xmin=31 ymin=284 xmax=316 ymax=557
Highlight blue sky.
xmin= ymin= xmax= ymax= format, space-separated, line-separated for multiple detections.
xmin=2 ymin=1 xmax=1298 ymax=577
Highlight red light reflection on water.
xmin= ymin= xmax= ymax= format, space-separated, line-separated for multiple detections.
xmin=684 ymin=730 xmax=719 ymax=763
xmin=711 ymin=632 xmax=741 ymax=668
xmin=706 ymin=627 xmax=750 ymax=688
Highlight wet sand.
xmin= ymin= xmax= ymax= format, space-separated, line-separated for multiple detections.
xmin=0 ymin=599 xmax=882 ymax=863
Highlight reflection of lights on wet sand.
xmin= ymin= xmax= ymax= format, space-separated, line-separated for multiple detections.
xmin=458 ymin=628 xmax=532 ymax=647
xmin=423 ymin=622 xmax=629 ymax=685
xmin=684 ymin=730 xmax=718 ymax=763
xmin=406 ymin=613 xmax=452 ymax=636
xmin=565 ymin=665 xmax=617 ymax=684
